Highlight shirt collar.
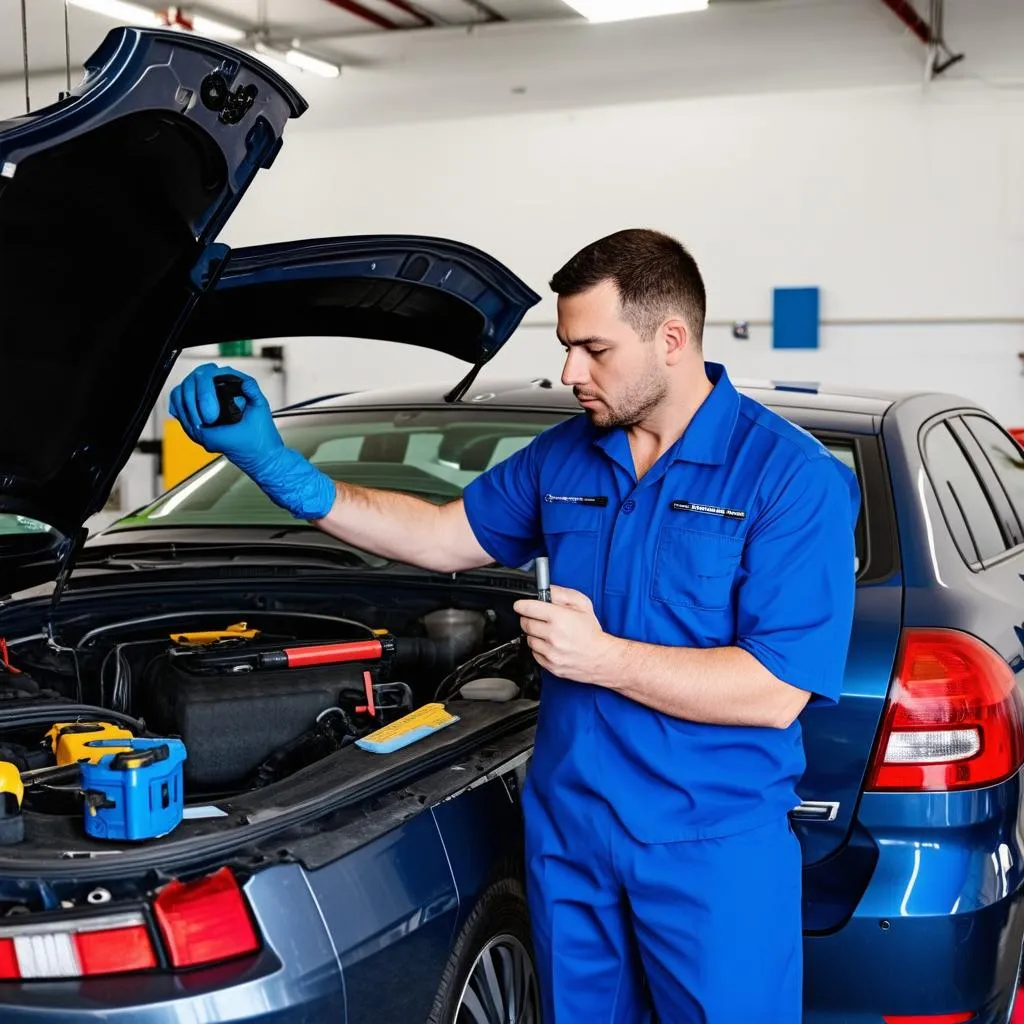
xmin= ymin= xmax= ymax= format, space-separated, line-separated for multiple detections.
xmin=591 ymin=361 xmax=741 ymax=468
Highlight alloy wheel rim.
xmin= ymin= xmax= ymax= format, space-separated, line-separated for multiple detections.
xmin=453 ymin=932 xmax=540 ymax=1024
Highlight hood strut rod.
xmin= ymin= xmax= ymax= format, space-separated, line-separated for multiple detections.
xmin=19 ymin=0 xmax=29 ymax=113
xmin=445 ymin=359 xmax=486 ymax=403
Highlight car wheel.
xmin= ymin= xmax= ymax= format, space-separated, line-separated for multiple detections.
xmin=427 ymin=878 xmax=541 ymax=1024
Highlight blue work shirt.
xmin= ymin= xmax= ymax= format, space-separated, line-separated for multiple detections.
xmin=462 ymin=362 xmax=860 ymax=843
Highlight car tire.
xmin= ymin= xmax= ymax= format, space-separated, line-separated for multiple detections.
xmin=427 ymin=877 xmax=541 ymax=1024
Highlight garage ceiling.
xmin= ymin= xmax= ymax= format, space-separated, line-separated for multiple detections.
xmin=0 ymin=0 xmax=1017 ymax=128
xmin=0 ymin=0 xmax=787 ymax=85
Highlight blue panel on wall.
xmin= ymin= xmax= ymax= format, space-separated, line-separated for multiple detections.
xmin=773 ymin=287 xmax=820 ymax=349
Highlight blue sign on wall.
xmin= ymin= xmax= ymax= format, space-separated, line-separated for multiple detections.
xmin=773 ymin=287 xmax=820 ymax=349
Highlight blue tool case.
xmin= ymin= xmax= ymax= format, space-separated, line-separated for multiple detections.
xmin=80 ymin=738 xmax=187 ymax=841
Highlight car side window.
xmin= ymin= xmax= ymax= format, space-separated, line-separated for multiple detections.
xmin=923 ymin=421 xmax=1006 ymax=565
xmin=960 ymin=415 xmax=1024 ymax=541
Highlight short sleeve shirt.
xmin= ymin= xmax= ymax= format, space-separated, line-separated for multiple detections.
xmin=462 ymin=362 xmax=860 ymax=842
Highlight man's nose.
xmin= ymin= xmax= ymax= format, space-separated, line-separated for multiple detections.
xmin=561 ymin=348 xmax=588 ymax=387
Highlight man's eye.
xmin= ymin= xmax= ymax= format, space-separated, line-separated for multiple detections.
xmin=588 ymin=348 xmax=607 ymax=356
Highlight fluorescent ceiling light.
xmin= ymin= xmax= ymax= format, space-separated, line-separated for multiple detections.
xmin=190 ymin=13 xmax=247 ymax=42
xmin=285 ymin=49 xmax=341 ymax=79
xmin=67 ymin=0 xmax=163 ymax=24
xmin=250 ymin=41 xmax=292 ymax=72
xmin=562 ymin=0 xmax=709 ymax=23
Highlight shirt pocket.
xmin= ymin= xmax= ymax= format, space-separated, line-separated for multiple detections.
xmin=541 ymin=502 xmax=601 ymax=597
xmin=651 ymin=525 xmax=744 ymax=611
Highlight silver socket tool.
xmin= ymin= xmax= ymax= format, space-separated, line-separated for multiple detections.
xmin=535 ymin=556 xmax=551 ymax=602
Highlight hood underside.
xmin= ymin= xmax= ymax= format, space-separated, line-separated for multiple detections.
xmin=0 ymin=27 xmax=539 ymax=598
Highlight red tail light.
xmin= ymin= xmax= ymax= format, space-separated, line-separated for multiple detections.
xmin=153 ymin=866 xmax=259 ymax=969
xmin=0 ymin=939 xmax=18 ymax=980
xmin=867 ymin=629 xmax=1024 ymax=792
xmin=75 ymin=924 xmax=157 ymax=976
xmin=0 ymin=915 xmax=156 ymax=979
xmin=883 ymin=1014 xmax=975 ymax=1023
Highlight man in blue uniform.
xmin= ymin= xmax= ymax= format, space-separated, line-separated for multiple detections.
xmin=170 ymin=228 xmax=859 ymax=1023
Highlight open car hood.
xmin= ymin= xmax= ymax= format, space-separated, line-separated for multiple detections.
xmin=0 ymin=27 xmax=539 ymax=597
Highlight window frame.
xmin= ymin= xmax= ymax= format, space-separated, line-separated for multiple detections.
xmin=955 ymin=414 xmax=1024 ymax=550
xmin=919 ymin=415 xmax=1019 ymax=571
xmin=810 ymin=430 xmax=896 ymax=586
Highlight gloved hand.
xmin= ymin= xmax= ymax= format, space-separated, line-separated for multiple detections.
xmin=168 ymin=363 xmax=336 ymax=521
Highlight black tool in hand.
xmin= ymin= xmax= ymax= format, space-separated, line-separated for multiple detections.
xmin=212 ymin=373 xmax=245 ymax=426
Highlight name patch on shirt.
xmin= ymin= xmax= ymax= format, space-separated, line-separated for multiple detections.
xmin=670 ymin=500 xmax=746 ymax=520
xmin=544 ymin=494 xmax=608 ymax=507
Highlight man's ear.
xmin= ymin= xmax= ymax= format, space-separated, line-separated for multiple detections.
xmin=663 ymin=318 xmax=690 ymax=364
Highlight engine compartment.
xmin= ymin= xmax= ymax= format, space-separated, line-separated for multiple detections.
xmin=0 ymin=579 xmax=539 ymax=853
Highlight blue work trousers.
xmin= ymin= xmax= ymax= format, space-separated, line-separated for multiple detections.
xmin=523 ymin=781 xmax=803 ymax=1023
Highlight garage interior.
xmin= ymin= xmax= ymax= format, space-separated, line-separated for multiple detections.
xmin=0 ymin=0 xmax=1019 ymax=528
xmin=1 ymin=1 xmax=1024 ymax=1022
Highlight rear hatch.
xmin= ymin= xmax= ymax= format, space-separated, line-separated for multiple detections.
xmin=0 ymin=25 xmax=306 ymax=550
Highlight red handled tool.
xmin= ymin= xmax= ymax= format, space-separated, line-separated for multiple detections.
xmin=257 ymin=638 xmax=390 ymax=669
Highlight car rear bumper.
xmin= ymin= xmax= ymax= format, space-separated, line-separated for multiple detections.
xmin=805 ymin=785 xmax=1024 ymax=1024
xmin=0 ymin=865 xmax=346 ymax=1023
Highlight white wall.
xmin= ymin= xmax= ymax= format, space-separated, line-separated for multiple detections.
xmin=3 ymin=1 xmax=1023 ymax=424
xmin=209 ymin=77 xmax=1024 ymax=423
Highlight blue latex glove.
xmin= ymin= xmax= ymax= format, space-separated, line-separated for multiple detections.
xmin=167 ymin=363 xmax=336 ymax=521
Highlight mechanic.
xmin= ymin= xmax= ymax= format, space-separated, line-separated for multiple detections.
xmin=169 ymin=228 xmax=859 ymax=1024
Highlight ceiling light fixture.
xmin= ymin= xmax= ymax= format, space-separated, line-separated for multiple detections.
xmin=188 ymin=13 xmax=247 ymax=42
xmin=285 ymin=48 xmax=341 ymax=79
xmin=66 ymin=0 xmax=163 ymax=25
xmin=562 ymin=0 xmax=709 ymax=23
xmin=251 ymin=41 xmax=340 ymax=79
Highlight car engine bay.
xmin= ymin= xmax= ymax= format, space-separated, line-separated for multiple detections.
xmin=0 ymin=583 xmax=539 ymax=854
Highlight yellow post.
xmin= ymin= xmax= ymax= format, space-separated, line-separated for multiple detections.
xmin=162 ymin=418 xmax=217 ymax=489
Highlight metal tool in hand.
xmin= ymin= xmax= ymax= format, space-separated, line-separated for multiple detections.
xmin=535 ymin=556 xmax=551 ymax=602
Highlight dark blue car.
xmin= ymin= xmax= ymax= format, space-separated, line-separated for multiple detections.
xmin=1 ymin=24 xmax=1023 ymax=1024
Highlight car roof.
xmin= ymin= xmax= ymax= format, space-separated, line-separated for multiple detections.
xmin=274 ymin=375 xmax=967 ymax=423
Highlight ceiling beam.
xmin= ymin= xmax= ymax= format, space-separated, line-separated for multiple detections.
xmin=879 ymin=0 xmax=964 ymax=77
xmin=459 ymin=0 xmax=507 ymax=22
xmin=320 ymin=0 xmax=401 ymax=30
xmin=380 ymin=0 xmax=434 ymax=26
xmin=879 ymin=0 xmax=930 ymax=43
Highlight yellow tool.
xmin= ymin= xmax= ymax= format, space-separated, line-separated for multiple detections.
xmin=46 ymin=722 xmax=135 ymax=766
xmin=354 ymin=703 xmax=460 ymax=754
xmin=0 ymin=762 xmax=24 ymax=845
xmin=169 ymin=621 xmax=259 ymax=646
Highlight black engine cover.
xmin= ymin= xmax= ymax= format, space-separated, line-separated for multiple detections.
xmin=140 ymin=655 xmax=369 ymax=790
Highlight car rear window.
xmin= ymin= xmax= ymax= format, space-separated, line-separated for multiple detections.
xmin=960 ymin=415 xmax=1024 ymax=540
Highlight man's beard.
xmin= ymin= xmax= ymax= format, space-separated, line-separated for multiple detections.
xmin=576 ymin=366 xmax=668 ymax=428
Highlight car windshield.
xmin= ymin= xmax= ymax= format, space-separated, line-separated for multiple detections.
xmin=111 ymin=407 xmax=571 ymax=529
xmin=108 ymin=406 xmax=866 ymax=575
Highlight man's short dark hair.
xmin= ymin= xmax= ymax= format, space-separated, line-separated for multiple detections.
xmin=549 ymin=228 xmax=706 ymax=346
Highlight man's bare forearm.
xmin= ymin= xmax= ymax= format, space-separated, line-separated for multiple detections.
xmin=312 ymin=481 xmax=492 ymax=573
xmin=594 ymin=637 xmax=811 ymax=729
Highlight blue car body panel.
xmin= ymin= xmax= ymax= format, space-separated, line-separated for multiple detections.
xmin=306 ymin=811 xmax=458 ymax=1023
